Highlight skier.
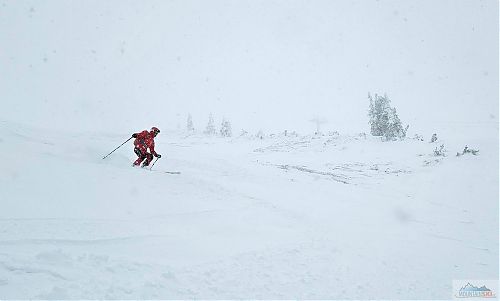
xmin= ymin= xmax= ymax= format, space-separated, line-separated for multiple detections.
xmin=131 ymin=127 xmax=162 ymax=167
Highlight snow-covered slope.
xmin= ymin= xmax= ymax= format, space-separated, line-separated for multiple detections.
xmin=0 ymin=120 xmax=497 ymax=299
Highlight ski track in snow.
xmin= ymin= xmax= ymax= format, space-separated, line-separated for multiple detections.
xmin=0 ymin=121 xmax=497 ymax=299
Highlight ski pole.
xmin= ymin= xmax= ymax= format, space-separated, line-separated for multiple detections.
xmin=102 ymin=137 xmax=133 ymax=159
xmin=150 ymin=157 xmax=160 ymax=170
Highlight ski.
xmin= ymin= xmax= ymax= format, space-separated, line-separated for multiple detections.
xmin=148 ymin=168 xmax=181 ymax=174
xmin=132 ymin=165 xmax=181 ymax=174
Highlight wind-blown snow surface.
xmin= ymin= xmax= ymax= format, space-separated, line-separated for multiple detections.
xmin=0 ymin=121 xmax=497 ymax=299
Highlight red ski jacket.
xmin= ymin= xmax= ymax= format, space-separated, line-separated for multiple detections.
xmin=133 ymin=130 xmax=158 ymax=156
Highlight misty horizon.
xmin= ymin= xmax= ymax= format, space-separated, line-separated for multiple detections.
xmin=1 ymin=0 xmax=498 ymax=135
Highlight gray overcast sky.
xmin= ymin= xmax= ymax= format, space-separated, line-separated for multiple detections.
xmin=0 ymin=0 xmax=498 ymax=134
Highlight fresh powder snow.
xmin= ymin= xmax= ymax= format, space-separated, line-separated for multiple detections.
xmin=0 ymin=0 xmax=498 ymax=299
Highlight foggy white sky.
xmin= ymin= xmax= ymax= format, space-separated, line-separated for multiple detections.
xmin=0 ymin=0 xmax=498 ymax=134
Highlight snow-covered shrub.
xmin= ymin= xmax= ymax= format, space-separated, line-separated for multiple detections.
xmin=187 ymin=114 xmax=194 ymax=132
xmin=433 ymin=144 xmax=446 ymax=156
xmin=413 ymin=134 xmax=424 ymax=141
xmin=256 ymin=130 xmax=264 ymax=139
xmin=220 ymin=119 xmax=232 ymax=137
xmin=239 ymin=129 xmax=248 ymax=137
xmin=430 ymin=133 xmax=437 ymax=143
xmin=456 ymin=145 xmax=479 ymax=156
xmin=204 ymin=113 xmax=216 ymax=135
xmin=368 ymin=93 xmax=408 ymax=140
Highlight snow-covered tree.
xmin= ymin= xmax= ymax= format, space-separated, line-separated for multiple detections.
xmin=256 ymin=130 xmax=264 ymax=139
xmin=186 ymin=114 xmax=194 ymax=132
xmin=368 ymin=93 xmax=408 ymax=140
xmin=220 ymin=118 xmax=232 ymax=137
xmin=430 ymin=133 xmax=437 ymax=143
xmin=204 ymin=113 xmax=216 ymax=135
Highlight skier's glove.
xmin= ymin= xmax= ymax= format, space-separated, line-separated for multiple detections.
xmin=156 ymin=154 xmax=162 ymax=158
xmin=132 ymin=133 xmax=138 ymax=138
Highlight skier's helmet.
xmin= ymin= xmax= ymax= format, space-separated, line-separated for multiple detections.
xmin=151 ymin=127 xmax=160 ymax=136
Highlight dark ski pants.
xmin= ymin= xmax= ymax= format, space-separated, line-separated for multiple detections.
xmin=133 ymin=147 xmax=153 ymax=166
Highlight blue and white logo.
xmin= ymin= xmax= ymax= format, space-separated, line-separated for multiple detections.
xmin=454 ymin=280 xmax=497 ymax=299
